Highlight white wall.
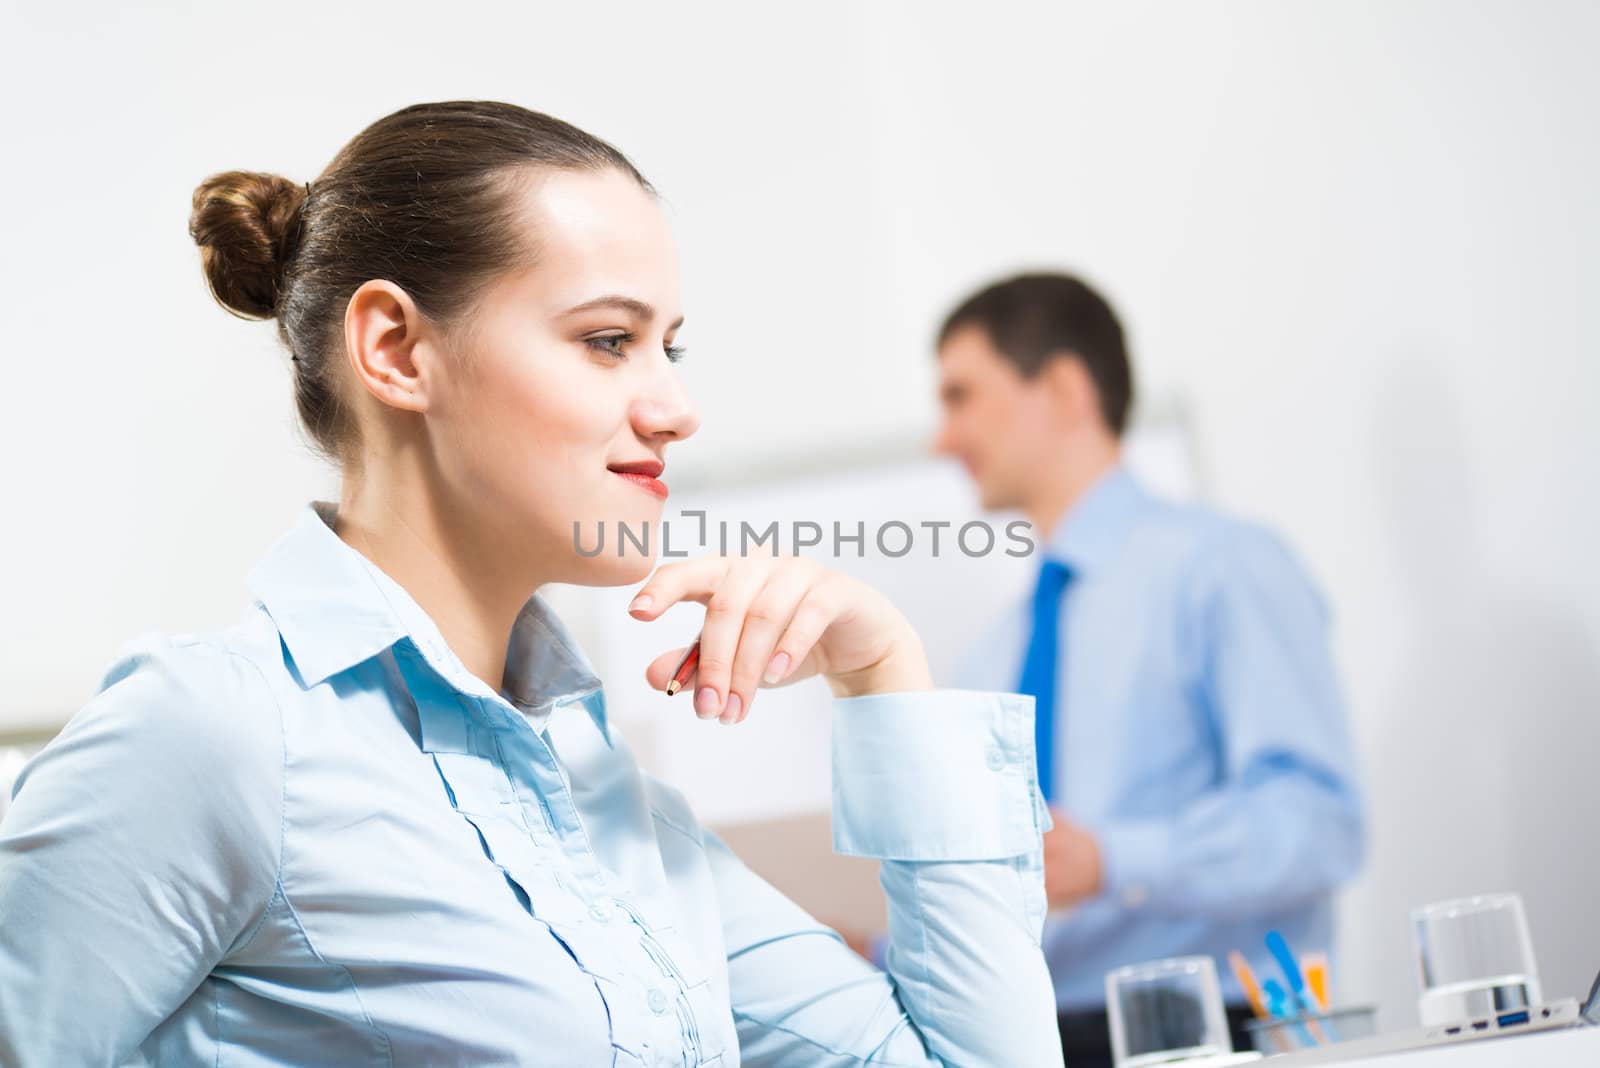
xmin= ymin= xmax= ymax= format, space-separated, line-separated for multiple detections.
xmin=3 ymin=0 xmax=1597 ymax=1029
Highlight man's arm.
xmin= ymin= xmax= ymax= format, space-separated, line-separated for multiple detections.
xmin=1087 ymin=524 xmax=1366 ymax=920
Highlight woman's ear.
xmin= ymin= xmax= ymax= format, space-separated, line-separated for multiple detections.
xmin=343 ymin=279 xmax=434 ymax=415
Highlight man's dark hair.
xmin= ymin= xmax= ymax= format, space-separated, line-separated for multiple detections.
xmin=937 ymin=272 xmax=1134 ymax=436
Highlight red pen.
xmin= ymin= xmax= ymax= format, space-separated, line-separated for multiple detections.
xmin=664 ymin=639 xmax=700 ymax=696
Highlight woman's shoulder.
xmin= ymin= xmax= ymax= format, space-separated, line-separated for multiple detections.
xmin=3 ymin=624 xmax=287 ymax=962
xmin=49 ymin=616 xmax=288 ymax=784
xmin=115 ymin=612 xmax=276 ymax=698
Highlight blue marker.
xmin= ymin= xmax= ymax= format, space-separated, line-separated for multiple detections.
xmin=1267 ymin=931 xmax=1341 ymax=1045
xmin=1266 ymin=929 xmax=1310 ymax=1013
xmin=1261 ymin=979 xmax=1291 ymax=1018
xmin=1262 ymin=978 xmax=1319 ymax=1047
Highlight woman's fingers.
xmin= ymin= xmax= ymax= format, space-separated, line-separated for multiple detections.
xmin=767 ymin=573 xmax=849 ymax=686
xmin=688 ymin=560 xmax=770 ymax=721
xmin=634 ymin=557 xmax=823 ymax=725
xmin=627 ymin=556 xmax=729 ymax=619
xmin=630 ymin=551 xmax=928 ymax=722
xmin=723 ymin=563 xmax=816 ymax=723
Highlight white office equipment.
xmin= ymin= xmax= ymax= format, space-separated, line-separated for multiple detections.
xmin=1252 ymin=996 xmax=1583 ymax=1065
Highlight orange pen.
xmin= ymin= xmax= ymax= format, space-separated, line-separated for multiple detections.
xmin=1303 ymin=952 xmax=1331 ymax=1012
xmin=1230 ymin=951 xmax=1292 ymax=1053
xmin=1228 ymin=950 xmax=1271 ymax=1020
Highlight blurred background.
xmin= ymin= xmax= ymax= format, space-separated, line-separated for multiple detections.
xmin=2 ymin=0 xmax=1596 ymax=1033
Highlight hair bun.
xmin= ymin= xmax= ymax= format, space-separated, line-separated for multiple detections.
xmin=188 ymin=170 xmax=308 ymax=320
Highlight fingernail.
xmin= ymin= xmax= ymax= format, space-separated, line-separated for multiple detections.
xmin=695 ymin=686 xmax=719 ymax=719
xmin=763 ymin=651 xmax=791 ymax=684
xmin=720 ymin=692 xmax=742 ymax=725
xmin=628 ymin=594 xmax=652 ymax=613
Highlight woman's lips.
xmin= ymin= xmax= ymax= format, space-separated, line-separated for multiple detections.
xmin=612 ymin=470 xmax=669 ymax=499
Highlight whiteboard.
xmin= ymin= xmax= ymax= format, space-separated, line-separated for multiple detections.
xmin=544 ymin=402 xmax=1201 ymax=826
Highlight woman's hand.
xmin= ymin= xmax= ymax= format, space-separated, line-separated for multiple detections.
xmin=628 ymin=554 xmax=932 ymax=724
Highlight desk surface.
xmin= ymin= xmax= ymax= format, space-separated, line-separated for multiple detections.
xmin=1317 ymin=1025 xmax=1598 ymax=1065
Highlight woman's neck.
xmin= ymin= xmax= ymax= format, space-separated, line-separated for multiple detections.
xmin=333 ymin=467 xmax=539 ymax=696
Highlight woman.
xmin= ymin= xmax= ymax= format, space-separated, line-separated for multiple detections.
xmin=0 ymin=101 xmax=1059 ymax=1066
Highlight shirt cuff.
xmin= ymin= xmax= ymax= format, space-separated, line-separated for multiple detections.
xmin=830 ymin=688 xmax=1047 ymax=861
xmin=1096 ymin=819 xmax=1171 ymax=910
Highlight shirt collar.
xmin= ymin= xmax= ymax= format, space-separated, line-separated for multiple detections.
xmin=1042 ymin=463 xmax=1150 ymax=574
xmin=245 ymin=501 xmax=611 ymax=743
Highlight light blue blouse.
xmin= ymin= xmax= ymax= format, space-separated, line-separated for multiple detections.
xmin=0 ymin=502 xmax=1062 ymax=1066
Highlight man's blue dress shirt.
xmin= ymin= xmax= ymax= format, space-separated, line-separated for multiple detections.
xmin=0 ymin=501 xmax=1063 ymax=1066
xmin=952 ymin=466 xmax=1366 ymax=1011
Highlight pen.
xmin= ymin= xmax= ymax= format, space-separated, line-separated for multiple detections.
xmin=1265 ymin=930 xmax=1335 ymax=1046
xmin=1228 ymin=951 xmax=1271 ymax=1020
xmin=1262 ymin=979 xmax=1320 ymax=1047
xmin=1265 ymin=930 xmax=1311 ymax=1012
xmin=1261 ymin=979 xmax=1291 ymax=1018
xmin=1230 ymin=949 xmax=1293 ymax=1054
xmin=1303 ymin=952 xmax=1330 ymax=1013
xmin=664 ymin=639 xmax=700 ymax=696
xmin=1300 ymin=951 xmax=1339 ymax=1041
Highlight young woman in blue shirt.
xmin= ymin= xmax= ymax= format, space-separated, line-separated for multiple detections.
xmin=0 ymin=101 xmax=1061 ymax=1067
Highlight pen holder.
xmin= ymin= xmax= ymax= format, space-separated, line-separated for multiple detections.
xmin=1244 ymin=1005 xmax=1378 ymax=1053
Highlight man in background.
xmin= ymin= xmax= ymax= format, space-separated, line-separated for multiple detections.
xmin=869 ymin=272 xmax=1366 ymax=1066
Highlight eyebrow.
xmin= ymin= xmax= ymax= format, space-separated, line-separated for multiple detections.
xmin=559 ymin=294 xmax=684 ymax=331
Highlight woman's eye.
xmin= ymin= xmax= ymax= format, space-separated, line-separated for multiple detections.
xmin=586 ymin=334 xmax=631 ymax=358
xmin=586 ymin=334 xmax=687 ymax=364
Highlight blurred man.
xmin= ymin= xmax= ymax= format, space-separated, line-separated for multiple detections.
xmin=922 ymin=272 xmax=1365 ymax=1066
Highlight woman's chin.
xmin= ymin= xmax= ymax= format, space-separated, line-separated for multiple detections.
xmin=557 ymin=494 xmax=669 ymax=585
xmin=571 ymin=550 xmax=657 ymax=588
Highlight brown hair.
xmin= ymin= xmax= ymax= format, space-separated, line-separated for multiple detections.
xmin=938 ymin=272 xmax=1134 ymax=437
xmin=188 ymin=101 xmax=652 ymax=463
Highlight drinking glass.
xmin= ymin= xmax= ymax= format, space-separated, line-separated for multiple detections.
xmin=1107 ymin=956 xmax=1233 ymax=1066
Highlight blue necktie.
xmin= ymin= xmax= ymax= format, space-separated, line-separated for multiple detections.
xmin=1017 ymin=558 xmax=1071 ymax=805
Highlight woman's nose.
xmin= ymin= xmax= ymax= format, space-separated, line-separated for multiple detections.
xmin=631 ymin=376 xmax=700 ymax=441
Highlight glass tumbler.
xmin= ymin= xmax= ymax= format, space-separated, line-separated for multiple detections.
xmin=1106 ymin=955 xmax=1233 ymax=1066
xmin=1413 ymin=892 xmax=1542 ymax=1026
